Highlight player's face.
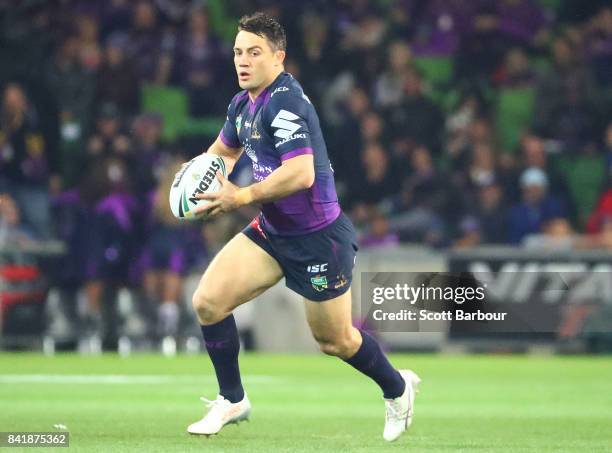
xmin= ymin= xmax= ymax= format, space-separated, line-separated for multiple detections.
xmin=233 ymin=30 xmax=284 ymax=94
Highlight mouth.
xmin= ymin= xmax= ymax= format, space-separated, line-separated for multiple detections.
xmin=238 ymin=71 xmax=251 ymax=81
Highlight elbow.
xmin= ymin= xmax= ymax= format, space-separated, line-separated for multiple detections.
xmin=300 ymin=168 xmax=315 ymax=190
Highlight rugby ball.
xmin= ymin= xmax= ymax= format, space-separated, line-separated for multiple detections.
xmin=169 ymin=153 xmax=227 ymax=220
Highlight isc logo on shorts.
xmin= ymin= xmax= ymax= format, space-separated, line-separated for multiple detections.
xmin=307 ymin=263 xmax=328 ymax=273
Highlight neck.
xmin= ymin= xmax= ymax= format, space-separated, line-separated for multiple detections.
xmin=248 ymin=68 xmax=283 ymax=102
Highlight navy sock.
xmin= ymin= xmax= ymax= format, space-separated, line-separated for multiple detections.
xmin=200 ymin=315 xmax=244 ymax=403
xmin=343 ymin=330 xmax=405 ymax=399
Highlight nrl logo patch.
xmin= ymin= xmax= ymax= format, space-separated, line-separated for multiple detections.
xmin=311 ymin=275 xmax=328 ymax=292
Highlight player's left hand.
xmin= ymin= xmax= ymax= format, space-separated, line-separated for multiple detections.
xmin=193 ymin=172 xmax=240 ymax=217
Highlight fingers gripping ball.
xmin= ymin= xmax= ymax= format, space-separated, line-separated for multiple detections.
xmin=169 ymin=154 xmax=227 ymax=220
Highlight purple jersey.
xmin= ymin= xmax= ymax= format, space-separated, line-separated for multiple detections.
xmin=219 ymin=72 xmax=341 ymax=236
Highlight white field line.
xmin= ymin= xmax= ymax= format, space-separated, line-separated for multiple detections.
xmin=0 ymin=374 xmax=276 ymax=385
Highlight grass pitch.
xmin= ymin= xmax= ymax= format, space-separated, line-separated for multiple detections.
xmin=0 ymin=353 xmax=611 ymax=452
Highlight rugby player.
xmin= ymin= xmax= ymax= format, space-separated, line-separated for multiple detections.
xmin=185 ymin=12 xmax=420 ymax=442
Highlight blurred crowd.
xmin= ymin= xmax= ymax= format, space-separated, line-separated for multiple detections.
xmin=1 ymin=0 xmax=612 ymax=343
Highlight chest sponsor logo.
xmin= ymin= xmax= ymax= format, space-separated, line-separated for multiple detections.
xmin=271 ymin=109 xmax=302 ymax=139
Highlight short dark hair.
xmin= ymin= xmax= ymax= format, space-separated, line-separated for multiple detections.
xmin=238 ymin=12 xmax=286 ymax=51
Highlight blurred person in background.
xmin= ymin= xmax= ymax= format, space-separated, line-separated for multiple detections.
xmin=453 ymin=215 xmax=481 ymax=249
xmin=451 ymin=140 xmax=513 ymax=210
xmin=47 ymin=32 xmax=96 ymax=148
xmin=456 ymin=179 xmax=509 ymax=246
xmin=127 ymin=0 xmax=173 ymax=85
xmin=99 ymin=0 xmax=132 ymax=37
xmin=295 ymin=12 xmax=337 ymax=101
xmin=0 ymin=193 xmax=36 ymax=246
xmin=51 ymin=156 xmax=138 ymax=350
xmin=466 ymin=142 xmax=498 ymax=191
xmin=534 ymin=35 xmax=603 ymax=150
xmin=350 ymin=141 xmax=401 ymax=209
xmin=96 ymin=32 xmax=141 ymax=117
xmin=523 ymin=217 xmax=575 ymax=250
xmin=328 ymin=86 xmax=370 ymax=197
xmin=141 ymin=161 xmax=204 ymax=354
xmin=445 ymin=92 xmax=490 ymax=169
xmin=174 ymin=6 xmax=228 ymax=116
xmin=586 ymin=161 xmax=612 ymax=237
xmin=86 ymin=102 xmax=132 ymax=162
xmin=493 ymin=0 xmax=550 ymax=48
xmin=76 ymin=14 xmax=103 ymax=72
xmin=455 ymin=0 xmax=548 ymax=82
xmin=373 ymin=40 xmax=412 ymax=109
xmin=384 ymin=65 xmax=444 ymax=155
xmin=47 ymin=32 xmax=96 ymax=190
xmin=360 ymin=111 xmax=387 ymax=147
xmin=337 ymin=1 xmax=387 ymax=82
xmin=359 ymin=208 xmax=399 ymax=248
xmin=517 ymin=131 xmax=573 ymax=219
xmin=582 ymin=6 xmax=612 ymax=87
xmin=0 ymin=83 xmax=53 ymax=238
xmin=508 ymin=167 xmax=568 ymax=244
xmin=582 ymin=216 xmax=612 ymax=250
xmin=385 ymin=145 xmax=447 ymax=246
xmin=80 ymin=157 xmax=139 ymax=350
xmin=126 ymin=113 xmax=170 ymax=198
xmin=493 ymin=47 xmax=536 ymax=88
xmin=399 ymin=0 xmax=470 ymax=57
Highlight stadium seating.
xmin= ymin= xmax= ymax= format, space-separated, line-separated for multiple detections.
xmin=556 ymin=155 xmax=607 ymax=227
xmin=141 ymin=85 xmax=189 ymax=141
xmin=141 ymin=85 xmax=225 ymax=141
xmin=495 ymin=87 xmax=535 ymax=153
xmin=413 ymin=56 xmax=453 ymax=86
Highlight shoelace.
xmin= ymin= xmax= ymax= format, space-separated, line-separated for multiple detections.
xmin=200 ymin=395 xmax=228 ymax=419
xmin=385 ymin=399 xmax=408 ymax=422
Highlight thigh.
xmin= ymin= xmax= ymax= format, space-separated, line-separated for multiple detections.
xmin=304 ymin=288 xmax=355 ymax=342
xmin=196 ymin=232 xmax=283 ymax=312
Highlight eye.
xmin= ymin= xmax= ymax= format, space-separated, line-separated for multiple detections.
xmin=251 ymin=50 xmax=260 ymax=56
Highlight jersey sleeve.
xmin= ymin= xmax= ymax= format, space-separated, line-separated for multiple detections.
xmin=264 ymin=91 xmax=314 ymax=161
xmin=219 ymin=95 xmax=241 ymax=148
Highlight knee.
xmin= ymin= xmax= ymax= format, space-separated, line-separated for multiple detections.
xmin=315 ymin=332 xmax=360 ymax=359
xmin=191 ymin=289 xmax=225 ymax=325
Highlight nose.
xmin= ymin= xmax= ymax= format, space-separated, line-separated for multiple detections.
xmin=236 ymin=54 xmax=249 ymax=67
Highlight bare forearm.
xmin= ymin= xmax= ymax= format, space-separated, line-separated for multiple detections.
xmin=194 ymin=155 xmax=315 ymax=216
xmin=205 ymin=137 xmax=241 ymax=174
xmin=236 ymin=156 xmax=315 ymax=206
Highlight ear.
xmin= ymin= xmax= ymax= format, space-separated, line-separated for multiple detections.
xmin=274 ymin=49 xmax=286 ymax=67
